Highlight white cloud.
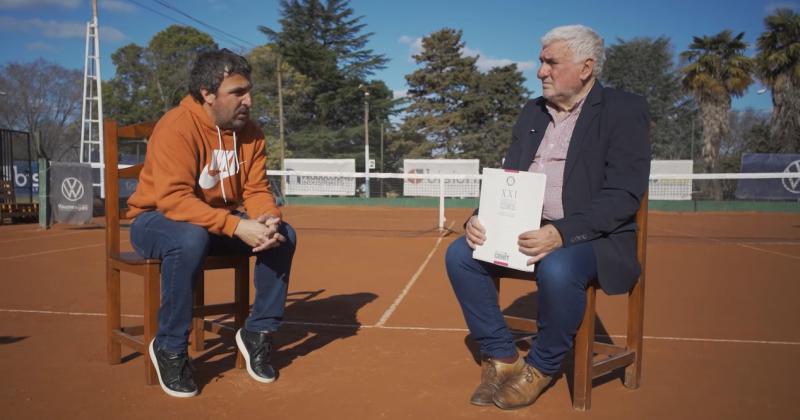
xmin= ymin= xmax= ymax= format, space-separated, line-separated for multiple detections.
xmin=0 ymin=0 xmax=80 ymax=9
xmin=27 ymin=41 xmax=57 ymax=51
xmin=462 ymin=46 xmax=536 ymax=73
xmin=400 ymin=35 xmax=535 ymax=73
xmin=398 ymin=35 xmax=423 ymax=62
xmin=100 ymin=0 xmax=136 ymax=13
xmin=392 ymin=90 xmax=408 ymax=100
xmin=0 ymin=16 xmax=125 ymax=41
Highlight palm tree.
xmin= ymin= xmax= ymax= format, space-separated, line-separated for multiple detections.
xmin=755 ymin=8 xmax=800 ymax=153
xmin=681 ymin=31 xmax=754 ymax=180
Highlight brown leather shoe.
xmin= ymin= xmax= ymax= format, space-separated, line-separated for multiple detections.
xmin=492 ymin=362 xmax=553 ymax=410
xmin=469 ymin=357 xmax=526 ymax=406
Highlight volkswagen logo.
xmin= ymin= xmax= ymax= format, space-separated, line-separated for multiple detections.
xmin=506 ymin=176 xmax=515 ymax=187
xmin=61 ymin=177 xmax=85 ymax=202
xmin=782 ymin=160 xmax=800 ymax=194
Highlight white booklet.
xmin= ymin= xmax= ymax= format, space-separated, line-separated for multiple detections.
xmin=472 ymin=168 xmax=546 ymax=272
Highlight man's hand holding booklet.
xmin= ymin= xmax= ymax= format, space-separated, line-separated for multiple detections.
xmin=472 ymin=168 xmax=547 ymax=272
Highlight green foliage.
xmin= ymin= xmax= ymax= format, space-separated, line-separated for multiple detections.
xmin=602 ymin=37 xmax=697 ymax=160
xmin=460 ymin=65 xmax=530 ymax=167
xmin=103 ymin=25 xmax=217 ymax=125
xmin=248 ymin=44 xmax=313 ymax=169
xmin=259 ymin=0 xmax=391 ymax=133
xmin=403 ymin=28 xmax=479 ymax=157
xmin=681 ymin=31 xmax=754 ymax=103
xmin=755 ymin=8 xmax=800 ymax=152
xmin=403 ymin=28 xmax=529 ymax=166
xmin=680 ymin=30 xmax=755 ymax=176
xmin=0 ymin=59 xmax=82 ymax=161
xmin=718 ymin=108 xmax=772 ymax=173
xmin=257 ymin=0 xmax=394 ymax=169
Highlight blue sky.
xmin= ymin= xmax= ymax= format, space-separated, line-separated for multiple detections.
xmin=1 ymin=0 xmax=797 ymax=111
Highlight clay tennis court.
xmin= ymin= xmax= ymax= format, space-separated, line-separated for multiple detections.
xmin=1 ymin=205 xmax=799 ymax=419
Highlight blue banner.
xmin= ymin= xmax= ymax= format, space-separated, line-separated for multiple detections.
xmin=736 ymin=153 xmax=800 ymax=200
xmin=11 ymin=160 xmax=38 ymax=201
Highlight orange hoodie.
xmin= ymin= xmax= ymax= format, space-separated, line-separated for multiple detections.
xmin=127 ymin=95 xmax=280 ymax=237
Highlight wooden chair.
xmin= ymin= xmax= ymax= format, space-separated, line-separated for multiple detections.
xmin=493 ymin=194 xmax=648 ymax=410
xmin=103 ymin=120 xmax=250 ymax=385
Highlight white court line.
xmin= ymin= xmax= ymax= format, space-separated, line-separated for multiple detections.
xmin=0 ymin=243 xmax=106 ymax=261
xmin=2 ymin=308 xmax=799 ymax=346
xmin=373 ymin=221 xmax=454 ymax=327
xmin=653 ymin=226 xmax=800 ymax=261
xmin=0 ymin=230 xmax=89 ymax=244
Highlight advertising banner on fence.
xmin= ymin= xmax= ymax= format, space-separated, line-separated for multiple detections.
xmin=284 ymin=158 xmax=356 ymax=196
xmin=8 ymin=160 xmax=39 ymax=203
xmin=50 ymin=162 xmax=93 ymax=225
xmin=736 ymin=153 xmax=800 ymax=200
xmin=649 ymin=160 xmax=693 ymax=200
xmin=403 ymin=159 xmax=480 ymax=198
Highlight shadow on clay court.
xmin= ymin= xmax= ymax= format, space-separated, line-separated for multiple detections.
xmin=461 ymin=290 xmax=619 ymax=399
xmin=181 ymin=290 xmax=377 ymax=390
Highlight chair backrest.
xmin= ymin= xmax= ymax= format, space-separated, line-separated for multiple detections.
xmin=634 ymin=191 xmax=649 ymax=285
xmin=103 ymin=120 xmax=155 ymax=259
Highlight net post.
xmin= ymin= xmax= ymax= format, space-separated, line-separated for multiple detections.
xmin=38 ymin=157 xmax=49 ymax=229
xmin=438 ymin=175 xmax=445 ymax=231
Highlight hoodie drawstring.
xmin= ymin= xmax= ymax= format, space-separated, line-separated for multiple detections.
xmin=214 ymin=126 xmax=240 ymax=204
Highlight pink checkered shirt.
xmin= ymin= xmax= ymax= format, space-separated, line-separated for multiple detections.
xmin=528 ymin=98 xmax=586 ymax=221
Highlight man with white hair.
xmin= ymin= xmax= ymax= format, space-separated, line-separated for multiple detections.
xmin=445 ymin=25 xmax=650 ymax=409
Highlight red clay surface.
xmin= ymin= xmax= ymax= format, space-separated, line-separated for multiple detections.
xmin=1 ymin=206 xmax=799 ymax=419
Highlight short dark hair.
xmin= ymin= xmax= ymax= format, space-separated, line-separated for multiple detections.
xmin=188 ymin=48 xmax=251 ymax=103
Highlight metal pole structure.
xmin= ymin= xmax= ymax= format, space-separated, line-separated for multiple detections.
xmin=276 ymin=55 xmax=286 ymax=203
xmin=380 ymin=123 xmax=384 ymax=197
xmin=80 ymin=0 xmax=105 ymax=197
xmin=363 ymin=91 xmax=370 ymax=198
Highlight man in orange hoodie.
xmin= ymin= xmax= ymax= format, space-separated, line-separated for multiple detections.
xmin=128 ymin=49 xmax=296 ymax=398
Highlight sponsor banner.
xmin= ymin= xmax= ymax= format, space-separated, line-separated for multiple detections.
xmin=284 ymin=158 xmax=356 ymax=196
xmin=7 ymin=160 xmax=39 ymax=201
xmin=736 ymin=153 xmax=800 ymax=200
xmin=50 ymin=162 xmax=93 ymax=225
xmin=403 ymin=159 xmax=480 ymax=197
xmin=649 ymin=160 xmax=693 ymax=200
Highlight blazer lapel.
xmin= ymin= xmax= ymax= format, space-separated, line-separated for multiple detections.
xmin=563 ymin=82 xmax=603 ymax=181
xmin=517 ymin=98 xmax=550 ymax=171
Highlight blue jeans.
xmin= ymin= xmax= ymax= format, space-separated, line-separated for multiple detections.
xmin=445 ymin=236 xmax=596 ymax=375
xmin=130 ymin=210 xmax=296 ymax=353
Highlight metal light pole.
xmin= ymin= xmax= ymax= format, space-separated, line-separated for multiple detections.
xmin=363 ymin=88 xmax=370 ymax=198
xmin=276 ymin=55 xmax=286 ymax=199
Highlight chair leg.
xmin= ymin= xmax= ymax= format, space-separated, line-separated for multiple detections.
xmin=234 ymin=258 xmax=250 ymax=369
xmin=192 ymin=272 xmax=205 ymax=352
xmin=624 ymin=279 xmax=645 ymax=389
xmin=572 ymin=285 xmax=597 ymax=411
xmin=143 ymin=264 xmax=160 ymax=385
xmin=106 ymin=265 xmax=121 ymax=364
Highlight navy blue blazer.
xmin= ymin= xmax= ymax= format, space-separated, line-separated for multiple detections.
xmin=501 ymin=82 xmax=651 ymax=295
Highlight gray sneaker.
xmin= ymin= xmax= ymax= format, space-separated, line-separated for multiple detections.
xmin=235 ymin=328 xmax=277 ymax=383
xmin=148 ymin=339 xmax=198 ymax=398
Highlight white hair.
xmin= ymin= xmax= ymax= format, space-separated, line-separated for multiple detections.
xmin=541 ymin=25 xmax=605 ymax=77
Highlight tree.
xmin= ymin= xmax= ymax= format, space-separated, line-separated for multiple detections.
xmin=602 ymin=37 xmax=698 ymax=160
xmin=0 ymin=59 xmax=82 ymax=161
xmin=755 ymin=8 xmax=800 ymax=153
xmin=103 ymin=25 xmax=217 ymax=124
xmin=248 ymin=44 xmax=313 ymax=169
xmin=680 ymin=30 xmax=754 ymax=178
xmin=259 ymin=0 xmax=391 ymax=130
xmin=460 ymin=64 xmax=529 ymax=167
xmin=403 ymin=28 xmax=479 ymax=157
